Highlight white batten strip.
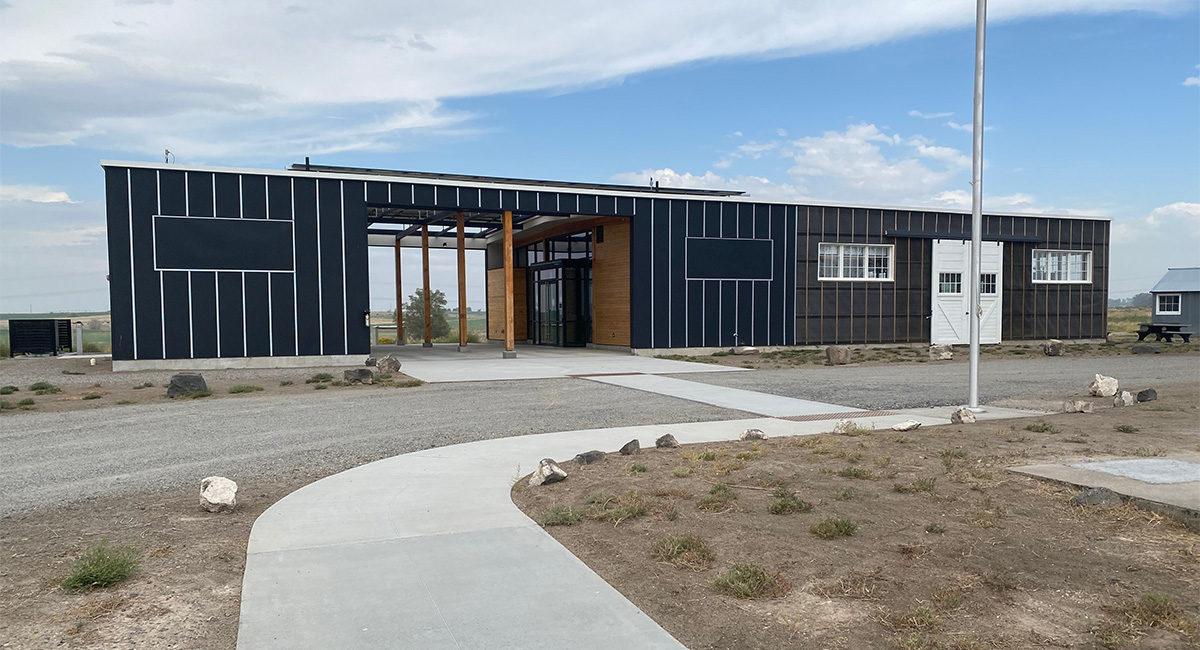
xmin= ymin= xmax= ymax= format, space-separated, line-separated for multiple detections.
xmin=291 ymin=179 xmax=299 ymax=355
xmin=316 ymin=179 xmax=325 ymax=355
xmin=127 ymin=169 xmax=138 ymax=359
xmin=156 ymin=170 xmax=165 ymax=358
xmin=341 ymin=180 xmax=348 ymax=354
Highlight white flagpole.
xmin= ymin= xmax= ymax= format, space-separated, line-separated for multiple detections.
xmin=968 ymin=0 xmax=987 ymax=410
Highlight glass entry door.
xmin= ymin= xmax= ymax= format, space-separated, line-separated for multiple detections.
xmin=529 ymin=260 xmax=591 ymax=347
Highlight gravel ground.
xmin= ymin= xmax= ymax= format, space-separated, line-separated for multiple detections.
xmin=0 ymin=378 xmax=749 ymax=515
xmin=671 ymin=354 xmax=1200 ymax=409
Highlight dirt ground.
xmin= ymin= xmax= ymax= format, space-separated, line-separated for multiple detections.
xmin=513 ymin=383 xmax=1200 ymax=650
xmin=0 ymin=479 xmax=307 ymax=649
xmin=655 ymin=337 xmax=1200 ymax=370
xmin=0 ymin=355 xmax=422 ymax=415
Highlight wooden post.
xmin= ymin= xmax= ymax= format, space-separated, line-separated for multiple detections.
xmin=503 ymin=209 xmax=515 ymax=358
xmin=393 ymin=238 xmax=404 ymax=345
xmin=422 ymin=225 xmax=432 ymax=347
xmin=457 ymin=212 xmax=468 ymax=351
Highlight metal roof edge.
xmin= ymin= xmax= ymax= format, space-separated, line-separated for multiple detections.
xmin=99 ymin=160 xmax=1113 ymax=222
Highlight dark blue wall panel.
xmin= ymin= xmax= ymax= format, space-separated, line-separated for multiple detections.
xmin=217 ymin=272 xmax=244 ymax=357
xmin=105 ymin=167 xmax=135 ymax=360
xmin=244 ymin=272 xmax=271 ymax=357
xmin=190 ymin=272 xmax=218 ymax=358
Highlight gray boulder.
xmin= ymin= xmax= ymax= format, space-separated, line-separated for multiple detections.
xmin=1043 ymin=339 xmax=1065 ymax=356
xmin=1070 ymin=487 xmax=1122 ymax=509
xmin=376 ymin=354 xmax=402 ymax=375
xmin=1131 ymin=343 xmax=1161 ymax=355
xmin=740 ymin=428 xmax=766 ymax=441
xmin=528 ymin=458 xmax=567 ymax=487
xmin=825 ymin=345 xmax=852 ymax=365
xmin=343 ymin=368 xmax=374 ymax=384
xmin=167 ymin=373 xmax=208 ymax=398
xmin=364 ymin=356 xmax=377 ymax=366
xmin=1088 ymin=374 xmax=1119 ymax=398
xmin=929 ymin=344 xmax=953 ymax=361
xmin=200 ymin=476 xmax=238 ymax=513
xmin=950 ymin=406 xmax=976 ymax=424
xmin=619 ymin=439 xmax=641 ymax=455
xmin=655 ymin=434 xmax=680 ymax=449
xmin=1113 ymin=391 xmax=1135 ymax=407
xmin=1136 ymin=388 xmax=1158 ymax=403
xmin=574 ymin=450 xmax=606 ymax=465
xmin=1063 ymin=400 xmax=1094 ymax=414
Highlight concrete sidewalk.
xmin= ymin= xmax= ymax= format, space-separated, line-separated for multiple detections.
xmin=236 ymin=402 xmax=1045 ymax=649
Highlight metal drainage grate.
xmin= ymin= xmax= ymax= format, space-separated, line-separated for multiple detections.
xmin=777 ymin=410 xmax=897 ymax=422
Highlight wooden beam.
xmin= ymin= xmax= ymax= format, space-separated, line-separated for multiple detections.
xmin=503 ymin=210 xmax=515 ymax=357
xmin=422 ymin=225 xmax=432 ymax=347
xmin=394 ymin=239 xmax=405 ymax=344
xmin=457 ymin=212 xmax=468 ymax=350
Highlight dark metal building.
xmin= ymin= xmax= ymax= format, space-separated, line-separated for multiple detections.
xmin=101 ymin=161 xmax=1109 ymax=368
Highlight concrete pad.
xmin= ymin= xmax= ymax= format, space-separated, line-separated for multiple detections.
xmin=582 ymin=374 xmax=858 ymax=417
xmin=1069 ymin=459 xmax=1200 ymax=485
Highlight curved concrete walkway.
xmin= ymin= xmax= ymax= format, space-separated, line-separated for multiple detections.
xmin=236 ymin=404 xmax=1043 ymax=649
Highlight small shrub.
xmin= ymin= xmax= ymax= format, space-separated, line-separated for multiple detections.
xmin=18 ymin=398 xmax=36 ymax=407
xmin=82 ymin=393 xmax=102 ymax=400
xmin=0 ymin=400 xmax=15 ymax=410
xmin=893 ymin=435 xmax=914 ymax=444
xmin=836 ymin=488 xmax=855 ymax=501
xmin=712 ymin=458 xmax=746 ymax=475
xmin=878 ymin=605 xmax=941 ymax=632
xmin=540 ymin=505 xmax=584 ymax=526
xmin=306 ymin=373 xmax=333 ymax=384
xmin=378 ymin=337 xmax=396 ymax=344
xmin=330 ymin=380 xmax=348 ymax=387
xmin=894 ymin=477 xmax=937 ymax=495
xmin=837 ymin=466 xmax=875 ymax=480
xmin=30 ymin=382 xmax=62 ymax=395
xmin=1114 ymin=424 xmax=1139 ymax=434
xmin=279 ymin=380 xmax=294 ymax=387
xmin=132 ymin=382 xmax=153 ymax=390
xmin=1064 ymin=434 xmax=1089 ymax=444
xmin=813 ymin=568 xmax=888 ymax=600
xmin=932 ymin=584 xmax=963 ymax=610
xmin=940 ymin=448 xmax=967 ymax=460
xmin=0 ymin=385 xmax=17 ymax=395
xmin=652 ymin=533 xmax=715 ymax=571
xmin=61 ymin=540 xmax=140 ymax=590
xmin=229 ymin=385 xmax=264 ymax=394
xmin=736 ymin=449 xmax=762 ymax=461
xmin=670 ymin=465 xmax=693 ymax=478
xmin=393 ymin=379 xmax=425 ymax=388
xmin=314 ymin=384 xmax=328 ymax=390
xmin=116 ymin=399 xmax=135 ymax=405
xmin=376 ymin=374 xmax=392 ymax=380
xmin=696 ymin=449 xmax=717 ymax=461
xmin=925 ymin=523 xmax=947 ymax=534
xmin=982 ymin=570 xmax=1020 ymax=592
xmin=811 ymin=517 xmax=858 ymax=539
xmin=768 ymin=487 xmax=813 ymax=515
xmin=1025 ymin=421 xmax=1057 ymax=433
xmin=711 ymin=563 xmax=790 ymax=599
xmin=588 ymin=491 xmax=653 ymax=525
xmin=652 ymin=488 xmax=693 ymax=499
xmin=873 ymin=456 xmax=892 ymax=468
xmin=698 ymin=483 xmax=737 ymax=511
xmin=1105 ymin=593 xmax=1198 ymax=638
xmin=624 ymin=461 xmax=647 ymax=475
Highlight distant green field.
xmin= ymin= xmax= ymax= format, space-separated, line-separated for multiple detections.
xmin=1108 ymin=307 xmax=1151 ymax=334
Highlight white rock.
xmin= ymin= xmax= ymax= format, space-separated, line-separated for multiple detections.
xmin=376 ymin=354 xmax=402 ymax=375
xmin=200 ymin=476 xmax=238 ymax=513
xmin=832 ymin=419 xmax=856 ymax=434
xmin=528 ymin=458 xmax=567 ymax=487
xmin=950 ymin=406 xmax=976 ymax=424
xmin=929 ymin=344 xmax=953 ymax=361
xmin=732 ymin=346 xmax=760 ymax=355
xmin=1113 ymin=391 xmax=1134 ymax=407
xmin=740 ymin=428 xmax=766 ymax=441
xmin=891 ymin=420 xmax=923 ymax=432
xmin=1088 ymin=373 xmax=1119 ymax=398
xmin=1063 ymin=400 xmax=1095 ymax=414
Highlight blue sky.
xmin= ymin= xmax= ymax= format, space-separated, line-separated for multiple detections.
xmin=1 ymin=0 xmax=1197 ymax=312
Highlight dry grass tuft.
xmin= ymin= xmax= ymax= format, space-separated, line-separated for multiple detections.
xmin=812 ymin=568 xmax=888 ymax=600
xmin=652 ymin=533 xmax=715 ymax=571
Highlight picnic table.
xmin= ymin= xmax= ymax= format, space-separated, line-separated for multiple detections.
xmin=1136 ymin=323 xmax=1193 ymax=343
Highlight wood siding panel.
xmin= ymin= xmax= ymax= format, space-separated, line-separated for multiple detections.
xmin=593 ymin=221 xmax=631 ymax=346
xmin=486 ymin=267 xmax=527 ymax=341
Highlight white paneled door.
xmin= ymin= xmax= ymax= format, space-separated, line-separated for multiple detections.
xmin=931 ymin=239 xmax=1003 ymax=345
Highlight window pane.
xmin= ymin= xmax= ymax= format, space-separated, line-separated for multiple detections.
xmin=1032 ymin=251 xmax=1047 ymax=281
xmin=867 ymin=246 xmax=890 ymax=279
xmin=843 ymin=245 xmax=865 ymax=278
xmin=980 ymin=273 xmax=997 ymax=294
xmin=819 ymin=244 xmax=839 ymax=278
xmin=939 ymin=272 xmax=962 ymax=294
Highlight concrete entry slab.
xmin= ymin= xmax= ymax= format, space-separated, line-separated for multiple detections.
xmin=1070 ymin=459 xmax=1200 ymax=485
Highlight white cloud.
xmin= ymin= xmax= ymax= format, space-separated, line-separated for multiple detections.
xmin=23 ymin=226 xmax=108 ymax=247
xmin=0 ymin=0 xmax=1184 ymax=156
xmin=0 ymin=198 xmax=110 ymax=312
xmin=945 ymin=121 xmax=995 ymax=132
xmin=909 ymin=110 xmax=953 ymax=119
xmin=609 ymin=168 xmax=808 ymax=202
xmin=0 ymin=184 xmax=74 ymax=203
xmin=1184 ymin=64 xmax=1200 ymax=87
xmin=1109 ymin=202 xmax=1200 ymax=296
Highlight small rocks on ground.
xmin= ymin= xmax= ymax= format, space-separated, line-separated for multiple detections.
xmin=1070 ymin=487 xmax=1122 ymax=509
xmin=1130 ymin=343 xmax=1161 ymax=355
xmin=1088 ymin=373 xmax=1119 ymax=397
xmin=1043 ymin=339 xmax=1065 ymax=356
xmin=1113 ymin=391 xmax=1135 ymax=407
xmin=364 ymin=356 xmax=377 ymax=366
xmin=731 ymin=346 xmax=760 ymax=355
xmin=618 ymin=439 xmax=641 ymax=455
xmin=891 ymin=420 xmax=922 ymax=432
xmin=200 ymin=476 xmax=238 ymax=512
xmin=1136 ymin=388 xmax=1158 ymax=403
xmin=574 ymin=450 xmax=606 ymax=465
xmin=740 ymin=428 xmax=766 ymax=441
xmin=343 ymin=368 xmax=374 ymax=384
xmin=376 ymin=354 xmax=402 ymax=375
xmin=825 ymin=345 xmax=852 ymax=365
xmin=929 ymin=344 xmax=953 ymax=361
xmin=528 ymin=458 xmax=567 ymax=487
xmin=1063 ymin=400 xmax=1094 ymax=414
xmin=950 ymin=406 xmax=976 ymax=424
xmin=167 ymin=373 xmax=208 ymax=398
xmin=655 ymin=434 xmax=680 ymax=449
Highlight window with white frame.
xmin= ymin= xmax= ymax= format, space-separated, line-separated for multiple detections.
xmin=818 ymin=243 xmax=893 ymax=281
xmin=1157 ymin=293 xmax=1181 ymax=315
xmin=1032 ymin=249 xmax=1092 ymax=283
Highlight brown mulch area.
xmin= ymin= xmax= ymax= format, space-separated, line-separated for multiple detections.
xmin=513 ymin=383 xmax=1200 ymax=650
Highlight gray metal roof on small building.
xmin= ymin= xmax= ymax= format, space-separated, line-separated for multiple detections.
xmin=1150 ymin=267 xmax=1200 ymax=293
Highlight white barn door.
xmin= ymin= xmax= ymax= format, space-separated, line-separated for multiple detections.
xmin=931 ymin=239 xmax=1003 ymax=345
